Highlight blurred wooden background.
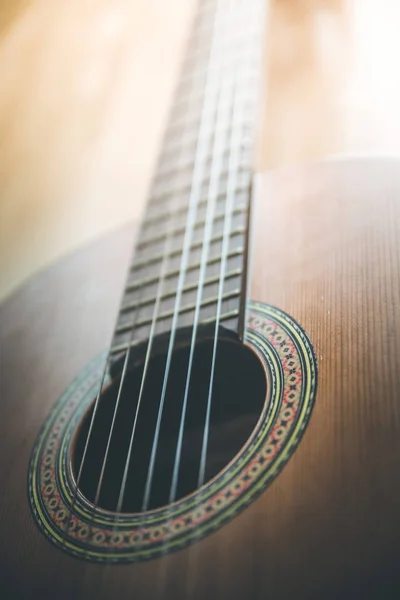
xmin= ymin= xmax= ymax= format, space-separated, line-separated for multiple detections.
xmin=1 ymin=0 xmax=400 ymax=299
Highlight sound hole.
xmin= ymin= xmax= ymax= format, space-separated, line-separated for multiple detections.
xmin=72 ymin=339 xmax=266 ymax=513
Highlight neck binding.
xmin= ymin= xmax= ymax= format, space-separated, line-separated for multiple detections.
xmin=110 ymin=0 xmax=264 ymax=362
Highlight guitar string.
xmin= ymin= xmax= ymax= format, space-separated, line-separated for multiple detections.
xmin=147 ymin=58 xmax=232 ymax=593
xmin=63 ymin=0 xmax=259 ymax=553
xmin=195 ymin=0 xmax=265 ymax=488
xmin=71 ymin=211 xmax=178 ymax=545
xmin=197 ymin=40 xmax=256 ymax=489
xmin=154 ymin=3 xmax=263 ymax=590
xmin=167 ymin=9 xmax=236 ymax=506
xmin=74 ymin=0 xmax=226 ymax=557
xmin=63 ymin=1 xmax=210 ymax=539
xmin=161 ymin=0 xmax=245 ymax=564
xmin=86 ymin=12 xmax=221 ymax=553
xmin=167 ymin=0 xmax=265 ymax=511
xmin=90 ymin=12 xmax=214 ymax=517
xmin=63 ymin=261 xmax=148 ymax=538
xmin=141 ymin=2 xmax=232 ymax=588
xmin=140 ymin=0 xmax=228 ymax=513
xmin=117 ymin=0 xmax=255 ymax=513
xmin=90 ymin=236 xmax=180 ymax=515
xmin=110 ymin=3 xmax=218 ymax=523
xmin=183 ymin=5 xmax=264 ymax=592
xmin=72 ymin=2 xmax=222 ymax=563
xmin=95 ymin=0 xmax=226 ymax=570
xmin=153 ymin=4 xmax=237 ymax=588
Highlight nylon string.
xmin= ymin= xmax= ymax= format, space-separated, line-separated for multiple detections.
xmin=159 ymin=2 xmax=244 ymax=590
xmin=111 ymin=9 xmax=218 ymax=519
xmin=167 ymin=20 xmax=237 ymax=505
xmin=63 ymin=0 xmax=214 ymax=539
xmin=64 ymin=0 xmax=258 ymax=553
xmin=197 ymin=6 xmax=261 ymax=489
xmin=97 ymin=0 xmax=228 ymax=564
xmin=183 ymin=2 xmax=264 ymax=594
xmin=141 ymin=0 xmax=228 ymax=513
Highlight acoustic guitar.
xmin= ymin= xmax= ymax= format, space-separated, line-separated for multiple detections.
xmin=1 ymin=0 xmax=399 ymax=598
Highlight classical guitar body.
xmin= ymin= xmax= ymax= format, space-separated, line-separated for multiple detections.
xmin=1 ymin=0 xmax=400 ymax=596
xmin=1 ymin=159 xmax=400 ymax=599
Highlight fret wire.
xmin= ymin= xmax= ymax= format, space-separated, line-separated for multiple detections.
xmin=137 ymin=204 xmax=246 ymax=249
xmin=149 ymin=173 xmax=250 ymax=207
xmin=166 ymin=108 xmax=254 ymax=143
xmin=120 ymin=268 xmax=242 ymax=313
xmin=131 ymin=226 xmax=245 ymax=271
xmin=169 ymin=89 xmax=255 ymax=127
xmin=125 ymin=247 xmax=244 ymax=292
xmin=156 ymin=148 xmax=250 ymax=180
xmin=170 ymin=84 xmax=257 ymax=118
xmin=158 ymin=124 xmax=252 ymax=163
xmin=156 ymin=149 xmax=251 ymax=186
xmin=110 ymin=309 xmax=240 ymax=357
xmin=143 ymin=188 xmax=247 ymax=228
xmin=153 ymin=145 xmax=251 ymax=184
xmin=170 ymin=89 xmax=256 ymax=125
xmin=116 ymin=289 xmax=241 ymax=335
xmin=150 ymin=172 xmax=237 ymax=203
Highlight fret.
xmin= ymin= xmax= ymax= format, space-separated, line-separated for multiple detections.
xmin=119 ymin=277 xmax=242 ymax=331
xmin=149 ymin=169 xmax=251 ymax=207
xmin=156 ymin=142 xmax=251 ymax=183
xmin=110 ymin=310 xmax=240 ymax=357
xmin=143 ymin=188 xmax=248 ymax=230
xmin=168 ymin=90 xmax=242 ymax=129
xmin=149 ymin=178 xmax=251 ymax=211
xmin=131 ymin=227 xmax=245 ymax=272
xmin=158 ymin=122 xmax=253 ymax=164
xmin=177 ymin=59 xmax=260 ymax=97
xmin=125 ymin=247 xmax=244 ymax=293
xmin=115 ymin=289 xmax=240 ymax=336
xmin=155 ymin=143 xmax=252 ymax=184
xmin=177 ymin=66 xmax=258 ymax=109
xmin=168 ymin=86 xmax=255 ymax=126
xmin=148 ymin=172 xmax=250 ymax=214
xmin=171 ymin=83 xmax=257 ymax=119
xmin=165 ymin=108 xmax=254 ymax=145
xmin=123 ymin=282 xmax=241 ymax=330
xmin=135 ymin=215 xmax=246 ymax=270
xmin=137 ymin=205 xmax=246 ymax=249
xmin=120 ymin=268 xmax=242 ymax=314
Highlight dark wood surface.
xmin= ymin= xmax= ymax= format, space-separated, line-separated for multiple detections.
xmin=1 ymin=158 xmax=400 ymax=599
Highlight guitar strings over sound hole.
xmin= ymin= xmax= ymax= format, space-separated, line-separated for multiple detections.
xmin=71 ymin=339 xmax=267 ymax=513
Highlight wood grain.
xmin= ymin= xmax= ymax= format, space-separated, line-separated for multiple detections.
xmin=1 ymin=158 xmax=399 ymax=599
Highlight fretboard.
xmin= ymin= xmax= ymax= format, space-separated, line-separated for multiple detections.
xmin=110 ymin=0 xmax=265 ymax=360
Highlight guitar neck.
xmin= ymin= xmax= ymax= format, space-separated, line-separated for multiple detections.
xmin=110 ymin=0 xmax=265 ymax=360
